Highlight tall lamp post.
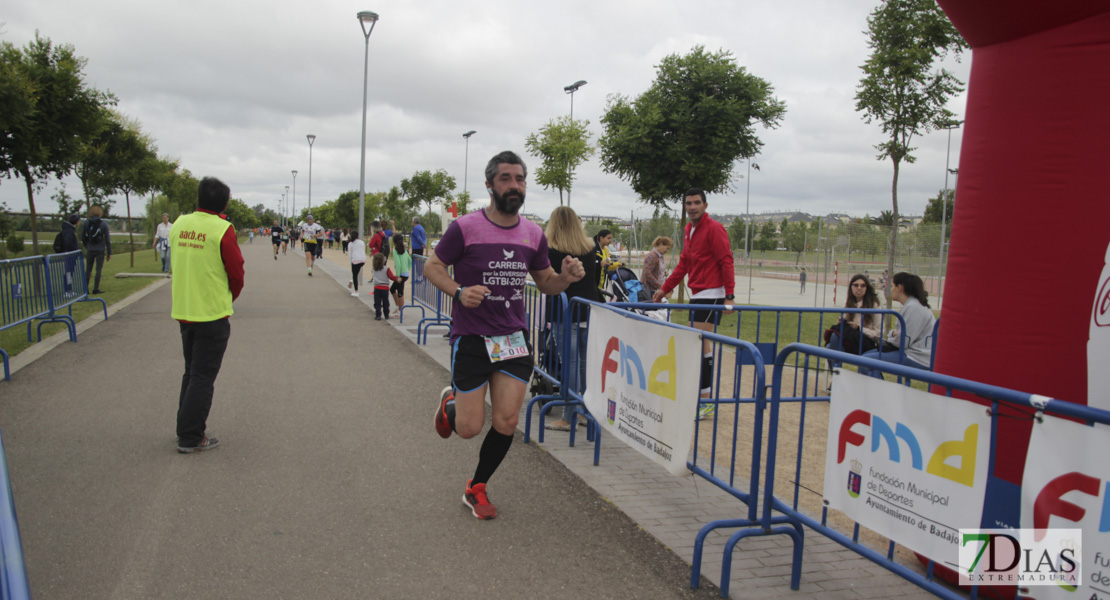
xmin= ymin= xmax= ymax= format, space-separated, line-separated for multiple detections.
xmin=564 ymin=80 xmax=587 ymax=119
xmin=744 ymin=158 xmax=760 ymax=304
xmin=291 ymin=171 xmax=298 ymax=223
xmin=462 ymin=130 xmax=476 ymax=196
xmin=306 ymin=135 xmax=316 ymax=214
xmin=938 ymin=120 xmax=962 ymax=308
xmin=357 ymin=10 xmax=380 ymax=242
xmin=284 ymin=185 xmax=290 ymax=225
xmin=563 ymin=80 xmax=587 ymax=205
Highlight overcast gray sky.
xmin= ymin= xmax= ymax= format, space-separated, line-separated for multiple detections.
xmin=1 ymin=0 xmax=970 ymax=222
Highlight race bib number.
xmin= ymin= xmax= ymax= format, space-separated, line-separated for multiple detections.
xmin=483 ymin=332 xmax=529 ymax=362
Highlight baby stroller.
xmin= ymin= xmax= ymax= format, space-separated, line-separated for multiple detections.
xmin=605 ymin=266 xmax=668 ymax=320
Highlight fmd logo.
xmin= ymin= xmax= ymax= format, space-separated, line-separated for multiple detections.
xmin=600 ymin=335 xmax=678 ymax=401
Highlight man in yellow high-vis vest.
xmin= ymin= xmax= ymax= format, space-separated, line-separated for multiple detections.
xmin=170 ymin=177 xmax=245 ymax=454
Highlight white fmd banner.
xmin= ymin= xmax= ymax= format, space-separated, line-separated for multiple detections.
xmin=583 ymin=306 xmax=701 ymax=475
xmin=823 ymin=371 xmax=992 ymax=562
xmin=1021 ymin=413 xmax=1110 ymax=600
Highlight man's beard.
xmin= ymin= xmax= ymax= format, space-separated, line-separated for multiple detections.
xmin=492 ymin=189 xmax=525 ymax=215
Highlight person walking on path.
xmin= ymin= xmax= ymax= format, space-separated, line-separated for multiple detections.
xmin=389 ymin=234 xmax=411 ymax=317
xmin=368 ymin=220 xmax=393 ymax=257
xmin=369 ymin=252 xmax=399 ymax=320
xmin=426 ymin=150 xmax=585 ymax=520
xmin=60 ymin=213 xmax=81 ymax=294
xmin=340 ymin=228 xmax=350 ymax=254
xmin=799 ymin=267 xmax=807 ymax=293
xmin=301 ymin=215 xmax=323 ymax=276
xmin=280 ymin=226 xmax=289 ymax=255
xmin=153 ymin=213 xmax=172 ymax=273
xmin=410 ymin=216 xmax=427 ymax=256
xmin=348 ymin=230 xmax=366 ymax=297
xmin=169 ymin=176 xmax=244 ymax=453
xmin=270 ymin=219 xmax=284 ymax=261
xmin=81 ymin=205 xmax=112 ymax=294
xmin=651 ymin=188 xmax=735 ymax=420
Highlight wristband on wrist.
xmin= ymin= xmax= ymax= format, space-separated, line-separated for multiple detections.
xmin=455 ymin=286 xmax=465 ymax=303
xmin=725 ymin=294 xmax=735 ymax=300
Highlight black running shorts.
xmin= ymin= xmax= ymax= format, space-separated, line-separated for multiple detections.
xmin=689 ymin=298 xmax=726 ymax=326
xmin=451 ymin=334 xmax=534 ymax=393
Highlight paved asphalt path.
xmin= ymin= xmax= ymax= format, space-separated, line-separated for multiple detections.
xmin=0 ymin=240 xmax=721 ymax=599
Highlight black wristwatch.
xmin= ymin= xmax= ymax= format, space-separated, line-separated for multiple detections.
xmin=725 ymin=294 xmax=735 ymax=300
xmin=455 ymin=286 xmax=465 ymax=302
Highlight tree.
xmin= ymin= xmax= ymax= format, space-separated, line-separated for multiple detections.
xmin=870 ymin=210 xmax=895 ymax=227
xmin=400 ymin=170 xmax=455 ymax=218
xmin=923 ymin=188 xmax=954 ymax=234
xmin=756 ymin=221 xmax=779 ymax=253
xmin=0 ymin=34 xmax=114 ymax=251
xmin=855 ymin=0 xmax=967 ymax=305
xmin=599 ymin=45 xmax=786 ymax=219
xmin=52 ymin=185 xmax=82 ymax=216
xmin=223 ymin=198 xmax=257 ymax=230
xmin=524 ymin=115 xmax=595 ymax=206
xmin=102 ymin=118 xmax=159 ymax=265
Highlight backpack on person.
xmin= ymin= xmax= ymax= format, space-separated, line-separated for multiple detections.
xmin=84 ymin=221 xmax=104 ymax=245
xmin=53 ymin=232 xmax=64 ymax=253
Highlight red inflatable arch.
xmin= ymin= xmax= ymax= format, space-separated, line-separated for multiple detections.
xmin=926 ymin=0 xmax=1110 ymax=593
xmin=935 ymin=0 xmax=1110 ymax=483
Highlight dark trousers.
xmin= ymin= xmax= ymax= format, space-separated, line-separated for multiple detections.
xmin=351 ymin=263 xmax=364 ymax=291
xmin=373 ymin=288 xmax=389 ymax=317
xmin=85 ymin=250 xmax=105 ymax=291
xmin=412 ymin=248 xmax=424 ymax=257
xmin=178 ymin=319 xmax=231 ymax=447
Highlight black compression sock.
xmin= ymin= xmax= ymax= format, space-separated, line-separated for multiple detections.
xmin=471 ymin=429 xmax=513 ymax=486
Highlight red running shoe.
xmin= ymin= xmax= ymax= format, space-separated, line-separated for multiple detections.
xmin=434 ymin=386 xmax=454 ymax=439
xmin=462 ymin=479 xmax=497 ymax=520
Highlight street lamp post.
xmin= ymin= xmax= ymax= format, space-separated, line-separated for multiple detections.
xmin=744 ymin=158 xmax=759 ymax=304
xmin=291 ymin=171 xmax=298 ymax=223
xmin=357 ymin=10 xmax=380 ymax=243
xmin=563 ymin=80 xmax=586 ymax=205
xmin=284 ymin=185 xmax=290 ymax=226
xmin=306 ymin=135 xmax=316 ymax=214
xmin=938 ymin=120 xmax=962 ymax=308
xmin=463 ymin=130 xmax=476 ymax=196
xmin=564 ymin=80 xmax=587 ymax=120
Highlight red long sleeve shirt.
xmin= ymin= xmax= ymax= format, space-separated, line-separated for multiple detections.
xmin=660 ymin=214 xmax=734 ymax=297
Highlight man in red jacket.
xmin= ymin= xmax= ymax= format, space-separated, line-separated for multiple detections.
xmin=652 ymin=188 xmax=734 ymax=419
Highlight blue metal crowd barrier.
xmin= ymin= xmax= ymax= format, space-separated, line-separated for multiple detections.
xmin=0 ymin=431 xmax=30 ymax=600
xmin=0 ymin=251 xmax=106 ymax=381
xmin=704 ymin=343 xmax=1107 ymax=600
xmin=404 ymin=255 xmax=452 ymax=343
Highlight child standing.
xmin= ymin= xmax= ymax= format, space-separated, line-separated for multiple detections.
xmin=370 ymin=252 xmax=398 ymax=320
xmin=348 ymin=230 xmax=366 ymax=297
xmin=390 ymin=234 xmax=411 ymax=317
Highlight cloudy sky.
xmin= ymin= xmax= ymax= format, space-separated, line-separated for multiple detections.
xmin=1 ymin=0 xmax=971 ymax=222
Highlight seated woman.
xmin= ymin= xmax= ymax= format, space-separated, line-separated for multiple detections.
xmin=861 ymin=272 xmax=936 ymax=376
xmin=640 ymin=236 xmax=673 ymax=299
xmin=828 ymin=274 xmax=882 ymax=356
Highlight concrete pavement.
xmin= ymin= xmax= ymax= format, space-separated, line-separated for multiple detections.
xmin=0 ymin=239 xmax=939 ymax=599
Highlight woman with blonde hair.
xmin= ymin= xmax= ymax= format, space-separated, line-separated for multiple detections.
xmin=544 ymin=206 xmax=600 ymax=431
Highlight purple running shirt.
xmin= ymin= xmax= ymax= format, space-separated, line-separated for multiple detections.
xmin=434 ymin=209 xmax=550 ymax=344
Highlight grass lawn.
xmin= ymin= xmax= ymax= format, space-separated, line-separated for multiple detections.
xmin=0 ymin=248 xmax=171 ymax=363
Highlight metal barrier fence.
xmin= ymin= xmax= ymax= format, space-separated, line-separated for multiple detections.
xmin=0 ymin=430 xmax=30 ymax=600
xmin=1 ymin=251 xmax=107 ymax=380
xmin=710 ymin=344 xmax=1106 ymax=600
xmin=403 ymin=255 xmax=452 ymax=343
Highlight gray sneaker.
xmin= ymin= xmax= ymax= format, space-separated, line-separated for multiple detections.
xmin=178 ymin=436 xmax=219 ymax=454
